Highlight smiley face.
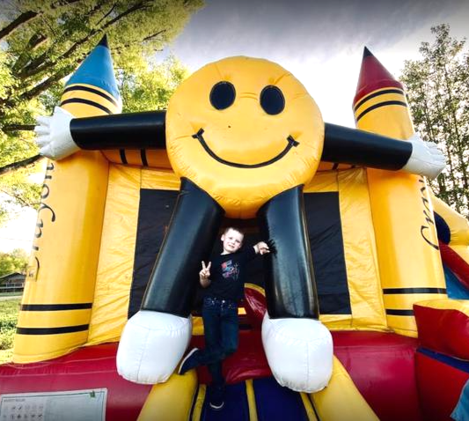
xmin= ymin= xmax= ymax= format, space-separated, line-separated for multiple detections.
xmin=166 ymin=56 xmax=324 ymax=218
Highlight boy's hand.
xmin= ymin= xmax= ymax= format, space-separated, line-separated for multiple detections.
xmin=200 ymin=261 xmax=211 ymax=279
xmin=255 ymin=242 xmax=270 ymax=255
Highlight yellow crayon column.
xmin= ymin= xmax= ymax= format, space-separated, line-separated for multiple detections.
xmin=353 ymin=48 xmax=446 ymax=337
xmin=14 ymin=37 xmax=121 ymax=362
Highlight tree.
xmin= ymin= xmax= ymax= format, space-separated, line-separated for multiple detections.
xmin=0 ymin=249 xmax=28 ymax=277
xmin=119 ymin=54 xmax=190 ymax=113
xmin=401 ymin=24 xmax=469 ymax=217
xmin=0 ymin=0 xmax=203 ymax=224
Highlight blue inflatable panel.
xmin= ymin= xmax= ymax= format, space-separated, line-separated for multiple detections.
xmin=452 ymin=379 xmax=469 ymax=421
xmin=444 ymin=264 xmax=469 ymax=299
xmin=254 ymin=377 xmax=309 ymax=421
xmin=434 ymin=212 xmax=451 ymax=245
xmin=418 ymin=348 xmax=469 ymax=373
xmin=200 ymin=382 xmax=250 ymax=421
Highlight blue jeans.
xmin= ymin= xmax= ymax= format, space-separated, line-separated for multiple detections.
xmin=196 ymin=297 xmax=239 ymax=387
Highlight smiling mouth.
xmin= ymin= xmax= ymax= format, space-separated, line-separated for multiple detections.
xmin=192 ymin=128 xmax=299 ymax=169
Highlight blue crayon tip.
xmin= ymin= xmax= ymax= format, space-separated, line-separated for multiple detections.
xmin=98 ymin=34 xmax=108 ymax=48
xmin=66 ymin=35 xmax=120 ymax=101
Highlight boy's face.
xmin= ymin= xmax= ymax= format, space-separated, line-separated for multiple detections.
xmin=221 ymin=229 xmax=244 ymax=254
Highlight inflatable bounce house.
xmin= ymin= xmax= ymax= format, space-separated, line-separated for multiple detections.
xmin=1 ymin=37 xmax=469 ymax=421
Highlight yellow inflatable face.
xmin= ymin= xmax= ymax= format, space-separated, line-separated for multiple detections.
xmin=166 ymin=56 xmax=324 ymax=218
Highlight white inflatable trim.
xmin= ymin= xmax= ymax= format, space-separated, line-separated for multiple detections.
xmin=403 ymin=133 xmax=446 ymax=179
xmin=262 ymin=313 xmax=333 ymax=393
xmin=116 ymin=310 xmax=192 ymax=384
xmin=35 ymin=106 xmax=79 ymax=160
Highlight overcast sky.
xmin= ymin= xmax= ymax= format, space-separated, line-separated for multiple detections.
xmin=2 ymin=0 xmax=469 ymax=252
xmin=165 ymin=0 xmax=469 ymax=126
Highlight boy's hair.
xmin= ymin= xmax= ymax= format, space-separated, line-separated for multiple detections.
xmin=223 ymin=226 xmax=245 ymax=237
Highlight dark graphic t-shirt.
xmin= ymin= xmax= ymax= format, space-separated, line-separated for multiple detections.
xmin=204 ymin=247 xmax=257 ymax=301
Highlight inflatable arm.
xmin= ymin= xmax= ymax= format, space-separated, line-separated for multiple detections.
xmin=257 ymin=186 xmax=333 ymax=393
xmin=117 ymin=178 xmax=225 ymax=384
xmin=35 ymin=106 xmax=166 ymax=160
xmin=36 ymin=109 xmax=444 ymax=181
xmin=322 ymin=123 xmax=445 ymax=179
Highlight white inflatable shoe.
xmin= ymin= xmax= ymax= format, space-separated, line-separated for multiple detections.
xmin=262 ymin=313 xmax=333 ymax=393
xmin=116 ymin=310 xmax=192 ymax=384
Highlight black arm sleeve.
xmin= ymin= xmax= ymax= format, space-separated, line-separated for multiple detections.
xmin=69 ymin=111 xmax=166 ymax=150
xmin=257 ymin=186 xmax=319 ymax=319
xmin=141 ymin=178 xmax=225 ymax=317
xmin=322 ymin=123 xmax=413 ymax=170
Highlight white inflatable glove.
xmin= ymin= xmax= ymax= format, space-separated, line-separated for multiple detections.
xmin=34 ymin=106 xmax=79 ymax=160
xmin=262 ymin=313 xmax=333 ymax=393
xmin=116 ymin=310 xmax=192 ymax=384
xmin=402 ymin=133 xmax=446 ymax=179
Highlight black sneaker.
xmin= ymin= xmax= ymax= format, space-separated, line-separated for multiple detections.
xmin=178 ymin=348 xmax=199 ymax=375
xmin=209 ymin=398 xmax=224 ymax=411
xmin=209 ymin=385 xmax=225 ymax=411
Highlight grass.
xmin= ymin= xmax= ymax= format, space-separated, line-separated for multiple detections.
xmin=0 ymin=292 xmax=23 ymax=297
xmin=0 ymin=298 xmax=20 ymax=364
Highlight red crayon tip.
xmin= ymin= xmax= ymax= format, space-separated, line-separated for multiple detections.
xmin=353 ymin=47 xmax=404 ymax=106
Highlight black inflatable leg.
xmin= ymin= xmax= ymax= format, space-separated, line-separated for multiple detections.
xmin=141 ymin=178 xmax=224 ymax=317
xmin=257 ymin=186 xmax=319 ymax=319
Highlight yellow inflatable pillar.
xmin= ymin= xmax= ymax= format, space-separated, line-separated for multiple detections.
xmin=14 ymin=36 xmax=121 ymax=362
xmin=353 ymin=47 xmax=446 ymax=337
xmin=309 ymin=357 xmax=379 ymax=421
xmin=137 ymin=371 xmax=198 ymax=421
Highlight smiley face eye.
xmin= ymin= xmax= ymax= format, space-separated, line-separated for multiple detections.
xmin=260 ymin=85 xmax=285 ymax=115
xmin=210 ymin=81 xmax=236 ymax=110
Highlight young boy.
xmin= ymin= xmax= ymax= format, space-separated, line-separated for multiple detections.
xmin=178 ymin=227 xmax=269 ymax=410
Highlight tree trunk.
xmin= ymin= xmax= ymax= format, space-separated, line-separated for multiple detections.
xmin=0 ymin=155 xmax=44 ymax=176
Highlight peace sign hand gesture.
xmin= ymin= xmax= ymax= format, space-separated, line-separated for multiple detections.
xmin=199 ymin=261 xmax=211 ymax=287
xmin=200 ymin=261 xmax=211 ymax=279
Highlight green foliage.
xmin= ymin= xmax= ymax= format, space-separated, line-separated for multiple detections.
xmin=0 ymin=123 xmax=43 ymax=224
xmin=0 ymin=328 xmax=16 ymax=351
xmin=0 ymin=248 xmax=29 ymax=277
xmin=0 ymin=298 xmax=20 ymax=363
xmin=0 ymin=0 xmax=203 ymax=224
xmin=120 ymin=55 xmax=190 ymax=112
xmin=401 ymin=24 xmax=469 ymax=216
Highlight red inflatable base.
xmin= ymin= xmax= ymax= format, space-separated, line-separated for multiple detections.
xmin=1 ymin=331 xmax=465 ymax=421
xmin=192 ymin=329 xmax=271 ymax=385
xmin=0 ymin=344 xmax=150 ymax=421
xmin=333 ymin=331 xmax=422 ymax=421
xmin=416 ymin=350 xmax=469 ymax=421
xmin=194 ymin=329 xmax=423 ymax=421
